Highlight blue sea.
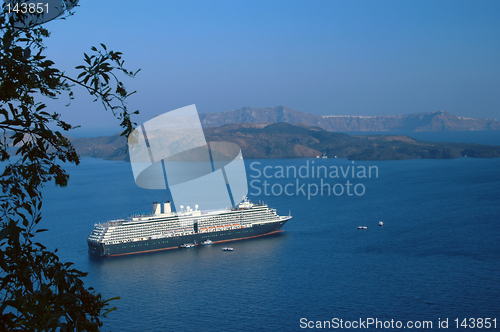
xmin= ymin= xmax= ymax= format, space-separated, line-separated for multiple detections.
xmin=38 ymin=134 xmax=500 ymax=332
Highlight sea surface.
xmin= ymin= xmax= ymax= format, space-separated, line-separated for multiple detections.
xmin=38 ymin=146 xmax=500 ymax=331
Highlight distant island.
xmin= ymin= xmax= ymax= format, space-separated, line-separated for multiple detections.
xmin=199 ymin=106 xmax=499 ymax=132
xmin=70 ymin=122 xmax=500 ymax=161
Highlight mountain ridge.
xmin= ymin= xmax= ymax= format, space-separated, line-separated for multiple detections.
xmin=70 ymin=122 xmax=500 ymax=161
xmin=199 ymin=106 xmax=499 ymax=132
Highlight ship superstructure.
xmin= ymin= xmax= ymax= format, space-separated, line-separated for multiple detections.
xmin=88 ymin=198 xmax=291 ymax=256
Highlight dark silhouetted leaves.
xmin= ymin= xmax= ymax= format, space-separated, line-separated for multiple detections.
xmin=1 ymin=4 xmax=138 ymax=331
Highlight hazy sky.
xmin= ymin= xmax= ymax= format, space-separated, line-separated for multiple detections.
xmin=40 ymin=0 xmax=500 ymax=136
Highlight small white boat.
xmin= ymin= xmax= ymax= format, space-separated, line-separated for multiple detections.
xmin=222 ymin=247 xmax=233 ymax=251
xmin=358 ymin=226 xmax=367 ymax=230
xmin=180 ymin=243 xmax=195 ymax=248
xmin=378 ymin=221 xmax=384 ymax=226
xmin=202 ymin=239 xmax=213 ymax=245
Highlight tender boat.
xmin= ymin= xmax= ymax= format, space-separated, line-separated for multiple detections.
xmin=222 ymin=247 xmax=233 ymax=251
xmin=202 ymin=239 xmax=213 ymax=245
xmin=358 ymin=226 xmax=367 ymax=230
xmin=378 ymin=221 xmax=384 ymax=226
xmin=180 ymin=243 xmax=195 ymax=248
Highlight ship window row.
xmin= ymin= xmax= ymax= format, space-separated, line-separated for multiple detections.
xmin=108 ymin=225 xmax=191 ymax=234
xmin=97 ymin=221 xmax=273 ymax=243
xmin=107 ymin=223 xmax=190 ymax=234
xmin=105 ymin=230 xmax=194 ymax=240
xmin=201 ymin=213 xmax=273 ymax=223
xmin=104 ymin=228 xmax=195 ymax=238
xmin=108 ymin=225 xmax=192 ymax=233
xmin=199 ymin=214 xmax=278 ymax=225
xmin=104 ymin=223 xmax=256 ymax=240
xmin=117 ymin=223 xmax=187 ymax=231
xmin=104 ymin=214 xmax=276 ymax=238
xmin=97 ymin=208 xmax=278 ymax=240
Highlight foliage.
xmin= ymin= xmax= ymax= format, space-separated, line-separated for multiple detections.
xmin=0 ymin=4 xmax=138 ymax=331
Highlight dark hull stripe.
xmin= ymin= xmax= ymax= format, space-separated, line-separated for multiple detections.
xmin=101 ymin=230 xmax=284 ymax=257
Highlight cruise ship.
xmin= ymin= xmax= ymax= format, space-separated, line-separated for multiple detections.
xmin=87 ymin=198 xmax=291 ymax=257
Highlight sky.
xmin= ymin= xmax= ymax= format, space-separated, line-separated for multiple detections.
xmin=39 ymin=0 xmax=500 ymax=136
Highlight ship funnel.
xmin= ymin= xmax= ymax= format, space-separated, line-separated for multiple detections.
xmin=163 ymin=201 xmax=172 ymax=215
xmin=152 ymin=202 xmax=161 ymax=215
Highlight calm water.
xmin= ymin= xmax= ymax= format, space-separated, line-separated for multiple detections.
xmin=38 ymin=155 xmax=500 ymax=331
